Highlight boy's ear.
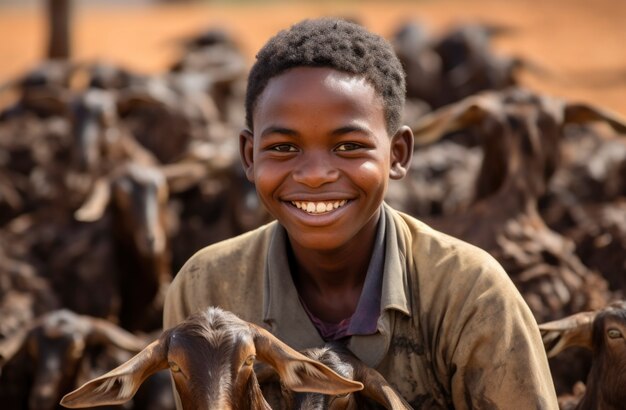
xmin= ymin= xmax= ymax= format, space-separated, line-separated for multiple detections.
xmin=389 ymin=125 xmax=414 ymax=180
xmin=239 ymin=128 xmax=255 ymax=183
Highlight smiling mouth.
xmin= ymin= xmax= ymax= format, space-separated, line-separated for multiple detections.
xmin=290 ymin=200 xmax=348 ymax=214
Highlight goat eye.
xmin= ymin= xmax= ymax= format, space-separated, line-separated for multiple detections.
xmin=607 ymin=329 xmax=623 ymax=339
xmin=243 ymin=355 xmax=255 ymax=367
xmin=169 ymin=362 xmax=181 ymax=372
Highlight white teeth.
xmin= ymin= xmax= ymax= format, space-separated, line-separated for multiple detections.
xmin=291 ymin=200 xmax=348 ymax=214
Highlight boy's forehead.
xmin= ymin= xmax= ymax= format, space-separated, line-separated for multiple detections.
xmin=255 ymin=67 xmax=383 ymax=117
xmin=268 ymin=66 xmax=370 ymax=90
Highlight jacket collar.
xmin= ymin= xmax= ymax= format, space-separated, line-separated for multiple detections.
xmin=263 ymin=203 xmax=411 ymax=367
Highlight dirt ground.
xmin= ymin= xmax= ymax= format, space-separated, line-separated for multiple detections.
xmin=1 ymin=0 xmax=626 ymax=116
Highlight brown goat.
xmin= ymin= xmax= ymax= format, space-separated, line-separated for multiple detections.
xmin=411 ymin=87 xmax=626 ymax=323
xmin=163 ymin=140 xmax=272 ymax=270
xmin=0 ymin=245 xmax=60 ymax=344
xmin=385 ymin=140 xmax=482 ymax=217
xmin=60 ymin=307 xmax=363 ymax=409
xmin=260 ymin=342 xmax=411 ymax=409
xmin=0 ymin=309 xmax=147 ymax=410
xmin=390 ymin=20 xmax=442 ymax=109
xmin=409 ymin=88 xmax=626 ymax=395
xmin=71 ymin=88 xmax=157 ymax=174
xmin=539 ymin=301 xmax=626 ymax=410
xmin=541 ymin=126 xmax=626 ymax=298
xmin=75 ymin=161 xmax=173 ymax=331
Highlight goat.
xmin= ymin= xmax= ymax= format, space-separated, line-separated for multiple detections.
xmin=71 ymin=88 xmax=157 ymax=174
xmin=0 ymin=230 xmax=60 ymax=343
xmin=539 ymin=300 xmax=626 ymax=410
xmin=541 ymin=125 xmax=626 ymax=297
xmin=85 ymin=61 xmax=147 ymax=91
xmin=0 ymin=105 xmax=76 ymax=222
xmin=410 ymin=88 xmax=626 ymax=395
xmin=0 ymin=60 xmax=75 ymax=119
xmin=60 ymin=307 xmax=363 ymax=409
xmin=74 ymin=161 xmax=173 ymax=331
xmin=432 ymin=22 xmax=524 ymax=107
xmin=259 ymin=342 xmax=411 ymax=409
xmin=161 ymin=140 xmax=272 ymax=270
xmin=169 ymin=26 xmax=248 ymax=125
xmin=391 ymin=20 xmax=442 ymax=109
xmin=385 ymin=140 xmax=482 ymax=217
xmin=0 ymin=309 xmax=147 ymax=410
xmin=410 ymin=88 xmax=626 ymax=387
xmin=411 ymin=87 xmax=626 ymax=322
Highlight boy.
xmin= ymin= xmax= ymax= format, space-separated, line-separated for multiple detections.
xmin=164 ymin=18 xmax=558 ymax=408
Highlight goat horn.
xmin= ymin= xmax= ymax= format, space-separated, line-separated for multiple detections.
xmin=538 ymin=310 xmax=596 ymax=357
xmin=564 ymin=103 xmax=626 ymax=134
xmin=411 ymin=93 xmax=502 ymax=146
xmin=74 ymin=177 xmax=111 ymax=222
xmin=87 ymin=317 xmax=147 ymax=353
xmin=161 ymin=162 xmax=209 ymax=194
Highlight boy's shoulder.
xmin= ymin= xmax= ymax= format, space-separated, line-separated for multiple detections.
xmin=390 ymin=206 xmax=503 ymax=273
xmin=183 ymin=221 xmax=276 ymax=270
xmin=388 ymin=207 xmax=539 ymax=348
xmin=164 ymin=221 xmax=277 ymax=328
xmin=387 ymin=206 xmax=517 ymax=303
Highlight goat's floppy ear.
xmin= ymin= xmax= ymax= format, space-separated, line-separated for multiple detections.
xmin=343 ymin=358 xmax=412 ymax=409
xmin=250 ymin=324 xmax=363 ymax=395
xmin=538 ymin=310 xmax=597 ymax=358
xmin=411 ymin=93 xmax=502 ymax=146
xmin=161 ymin=161 xmax=208 ymax=194
xmin=74 ymin=176 xmax=111 ymax=222
xmin=86 ymin=317 xmax=147 ymax=353
xmin=563 ymin=103 xmax=626 ymax=134
xmin=60 ymin=339 xmax=168 ymax=408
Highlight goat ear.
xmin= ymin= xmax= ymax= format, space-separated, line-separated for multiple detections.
xmin=0 ymin=326 xmax=31 ymax=369
xmin=74 ymin=177 xmax=111 ymax=222
xmin=564 ymin=103 xmax=626 ymax=134
xmin=60 ymin=339 xmax=168 ymax=408
xmin=538 ymin=310 xmax=597 ymax=358
xmin=161 ymin=162 xmax=208 ymax=194
xmin=87 ymin=317 xmax=147 ymax=353
xmin=250 ymin=325 xmax=364 ymax=395
xmin=411 ymin=93 xmax=500 ymax=146
xmin=336 ymin=355 xmax=412 ymax=409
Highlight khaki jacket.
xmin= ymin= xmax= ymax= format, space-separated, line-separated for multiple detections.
xmin=164 ymin=204 xmax=558 ymax=409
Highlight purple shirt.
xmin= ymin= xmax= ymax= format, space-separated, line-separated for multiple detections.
xmin=297 ymin=209 xmax=386 ymax=341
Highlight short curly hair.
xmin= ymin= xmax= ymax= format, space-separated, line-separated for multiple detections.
xmin=245 ymin=18 xmax=406 ymax=134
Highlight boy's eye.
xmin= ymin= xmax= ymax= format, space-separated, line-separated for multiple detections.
xmin=270 ymin=144 xmax=297 ymax=152
xmin=335 ymin=143 xmax=362 ymax=152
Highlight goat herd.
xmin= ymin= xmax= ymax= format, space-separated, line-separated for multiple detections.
xmin=0 ymin=18 xmax=624 ymax=410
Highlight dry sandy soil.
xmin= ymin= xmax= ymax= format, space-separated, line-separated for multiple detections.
xmin=1 ymin=0 xmax=625 ymax=116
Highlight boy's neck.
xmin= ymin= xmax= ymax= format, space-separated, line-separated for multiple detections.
xmin=287 ymin=209 xmax=382 ymax=323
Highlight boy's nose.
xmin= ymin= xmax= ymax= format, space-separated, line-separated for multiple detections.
xmin=291 ymin=153 xmax=339 ymax=187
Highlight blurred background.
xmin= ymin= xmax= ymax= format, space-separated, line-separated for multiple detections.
xmin=0 ymin=1 xmax=625 ymax=409
xmin=1 ymin=0 xmax=626 ymax=114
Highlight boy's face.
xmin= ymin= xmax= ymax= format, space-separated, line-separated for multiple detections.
xmin=240 ymin=67 xmax=412 ymax=252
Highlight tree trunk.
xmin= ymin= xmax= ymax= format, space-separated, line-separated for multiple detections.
xmin=47 ymin=0 xmax=72 ymax=59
